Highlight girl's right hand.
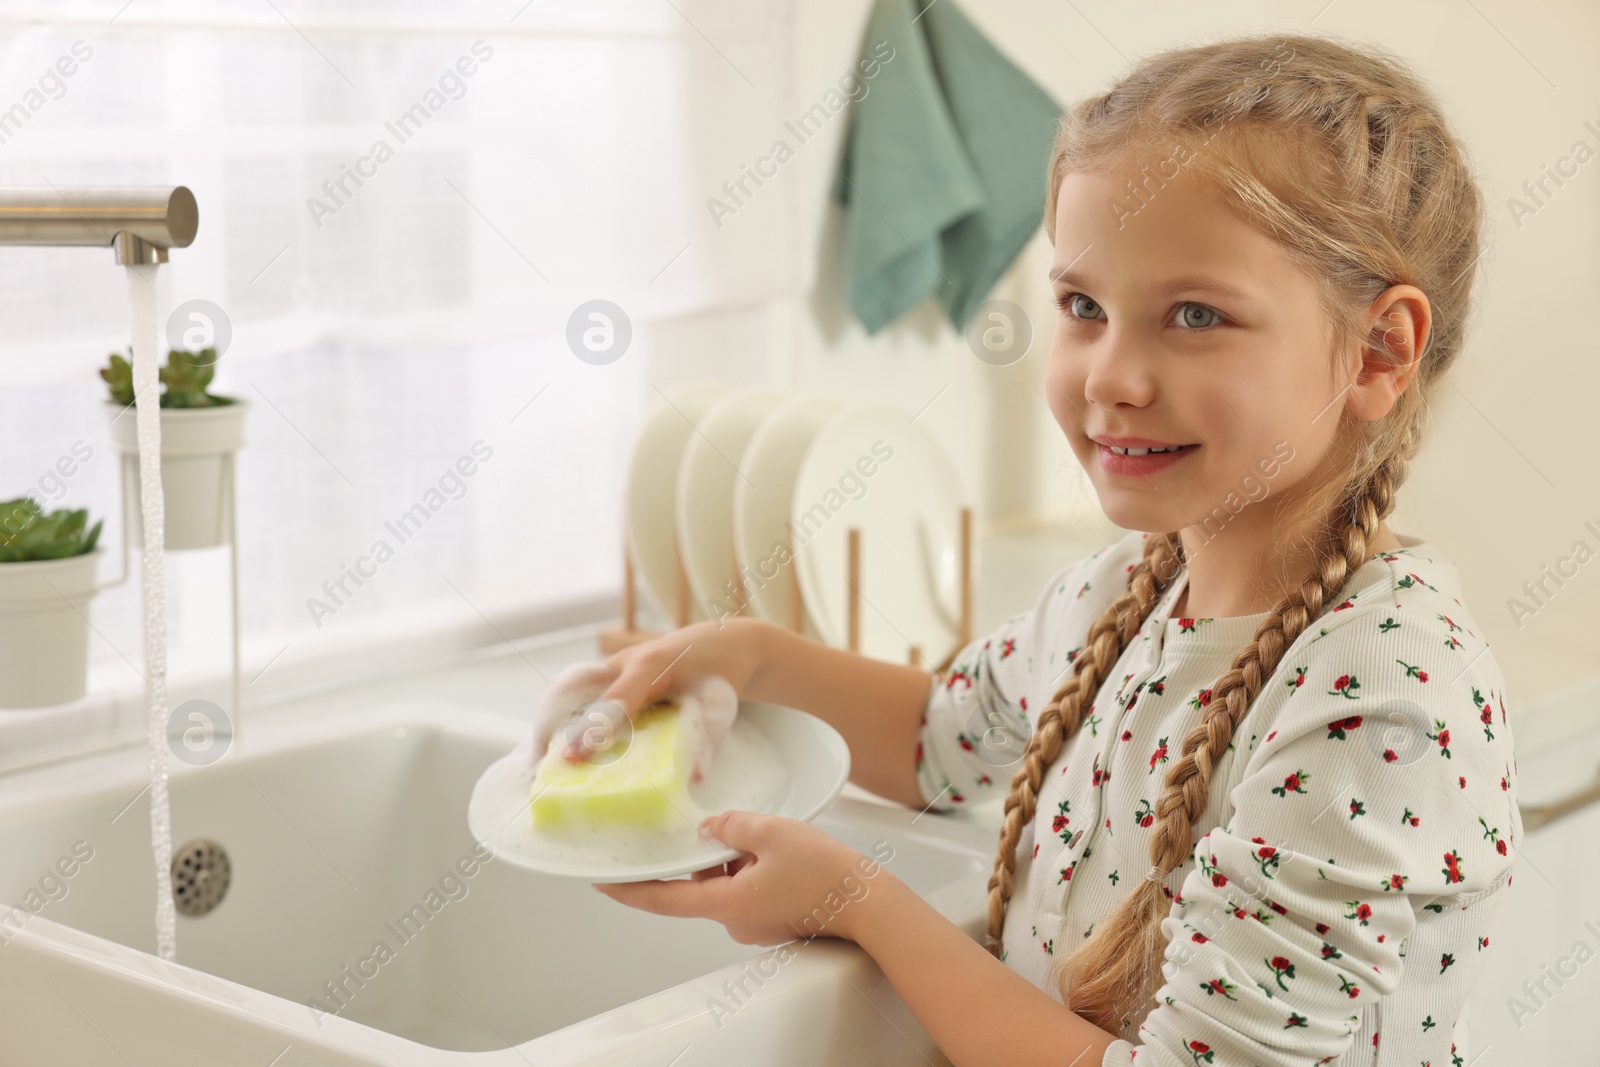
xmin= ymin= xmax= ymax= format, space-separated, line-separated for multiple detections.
xmin=564 ymin=616 xmax=772 ymax=759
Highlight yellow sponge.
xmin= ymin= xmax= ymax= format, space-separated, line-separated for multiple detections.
xmin=529 ymin=701 xmax=689 ymax=832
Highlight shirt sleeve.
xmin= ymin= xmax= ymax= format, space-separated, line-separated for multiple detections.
xmin=914 ymin=552 xmax=1099 ymax=812
xmin=1102 ymin=601 xmax=1518 ymax=1066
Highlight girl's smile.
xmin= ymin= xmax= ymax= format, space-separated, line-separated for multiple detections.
xmin=1089 ymin=436 xmax=1201 ymax=477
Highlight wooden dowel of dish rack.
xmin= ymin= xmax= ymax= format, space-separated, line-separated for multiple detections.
xmin=927 ymin=507 xmax=975 ymax=676
xmin=909 ymin=645 xmax=922 ymax=667
xmin=847 ymin=527 xmax=860 ymax=653
xmin=960 ymin=506 xmax=973 ymax=647
xmin=622 ymin=539 xmax=637 ymax=629
xmin=729 ymin=511 xmax=762 ymax=620
xmin=675 ymin=543 xmax=690 ymax=628
xmin=787 ymin=529 xmax=804 ymax=632
xmin=600 ymin=526 xmax=661 ymax=653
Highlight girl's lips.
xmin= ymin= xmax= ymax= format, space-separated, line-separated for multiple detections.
xmin=1097 ymin=443 xmax=1198 ymax=477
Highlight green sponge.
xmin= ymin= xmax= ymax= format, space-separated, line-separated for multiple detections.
xmin=529 ymin=701 xmax=688 ymax=831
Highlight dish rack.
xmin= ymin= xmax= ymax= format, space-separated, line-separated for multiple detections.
xmin=601 ymin=505 xmax=975 ymax=675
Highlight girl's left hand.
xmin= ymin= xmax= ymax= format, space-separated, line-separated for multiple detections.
xmin=593 ymin=810 xmax=889 ymax=946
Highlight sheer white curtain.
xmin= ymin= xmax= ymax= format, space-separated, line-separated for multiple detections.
xmin=0 ymin=0 xmax=802 ymax=729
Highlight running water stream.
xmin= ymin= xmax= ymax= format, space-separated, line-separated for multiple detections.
xmin=127 ymin=262 xmax=177 ymax=962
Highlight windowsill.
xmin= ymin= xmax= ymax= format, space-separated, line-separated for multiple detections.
xmin=0 ymin=520 xmax=1108 ymax=776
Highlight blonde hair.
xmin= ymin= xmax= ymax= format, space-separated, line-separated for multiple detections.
xmin=985 ymin=32 xmax=1486 ymax=1035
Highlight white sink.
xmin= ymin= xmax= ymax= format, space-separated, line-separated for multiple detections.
xmin=0 ymin=701 xmax=995 ymax=1064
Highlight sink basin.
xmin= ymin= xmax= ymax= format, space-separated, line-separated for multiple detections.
xmin=0 ymin=701 xmax=994 ymax=1065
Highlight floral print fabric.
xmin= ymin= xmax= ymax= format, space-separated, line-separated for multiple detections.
xmin=914 ymin=530 xmax=1521 ymax=1066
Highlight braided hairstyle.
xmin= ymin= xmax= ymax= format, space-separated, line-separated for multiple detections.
xmin=985 ymin=32 xmax=1486 ymax=1036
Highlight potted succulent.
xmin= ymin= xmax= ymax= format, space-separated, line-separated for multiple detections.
xmin=102 ymin=346 xmax=250 ymax=550
xmin=0 ymin=498 xmax=104 ymax=708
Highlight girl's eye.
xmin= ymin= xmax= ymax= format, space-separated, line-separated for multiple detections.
xmin=1173 ymin=302 xmax=1223 ymax=329
xmin=1053 ymin=292 xmax=1225 ymax=331
xmin=1054 ymin=292 xmax=1103 ymax=320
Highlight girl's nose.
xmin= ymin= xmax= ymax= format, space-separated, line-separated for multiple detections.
xmin=1081 ymin=334 xmax=1159 ymax=411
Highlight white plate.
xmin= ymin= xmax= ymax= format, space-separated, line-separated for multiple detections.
xmin=792 ymin=406 xmax=970 ymax=665
xmin=626 ymin=381 xmax=735 ymax=625
xmin=732 ymin=394 xmax=847 ymax=639
xmin=467 ymin=703 xmax=851 ymax=883
xmin=675 ymin=387 xmax=791 ymax=623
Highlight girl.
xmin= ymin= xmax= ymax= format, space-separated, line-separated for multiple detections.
xmin=590 ymin=31 xmax=1520 ymax=1067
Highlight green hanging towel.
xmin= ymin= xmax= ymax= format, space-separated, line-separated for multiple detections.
xmin=836 ymin=0 xmax=1062 ymax=335
xmin=835 ymin=0 xmax=984 ymax=335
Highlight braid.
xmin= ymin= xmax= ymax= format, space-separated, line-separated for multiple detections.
xmin=984 ymin=533 xmax=1184 ymax=952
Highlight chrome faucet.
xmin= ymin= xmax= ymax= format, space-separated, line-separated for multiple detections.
xmin=0 ymin=185 xmax=197 ymax=263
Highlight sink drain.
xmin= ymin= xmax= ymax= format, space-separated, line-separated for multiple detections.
xmin=170 ymin=838 xmax=231 ymax=917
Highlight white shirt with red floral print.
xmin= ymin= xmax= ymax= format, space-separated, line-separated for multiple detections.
xmin=915 ymin=529 xmax=1521 ymax=1067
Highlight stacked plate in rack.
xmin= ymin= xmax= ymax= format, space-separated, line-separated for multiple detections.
xmin=624 ymin=381 xmax=975 ymax=666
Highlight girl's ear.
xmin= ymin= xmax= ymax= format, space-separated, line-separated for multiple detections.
xmin=1348 ymin=284 xmax=1431 ymax=423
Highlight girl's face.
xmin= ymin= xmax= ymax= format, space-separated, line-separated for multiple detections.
xmin=1044 ymin=166 xmax=1349 ymax=537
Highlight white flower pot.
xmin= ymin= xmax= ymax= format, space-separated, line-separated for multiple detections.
xmin=0 ymin=549 xmax=104 ymax=708
xmin=104 ymin=399 xmax=249 ymax=551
